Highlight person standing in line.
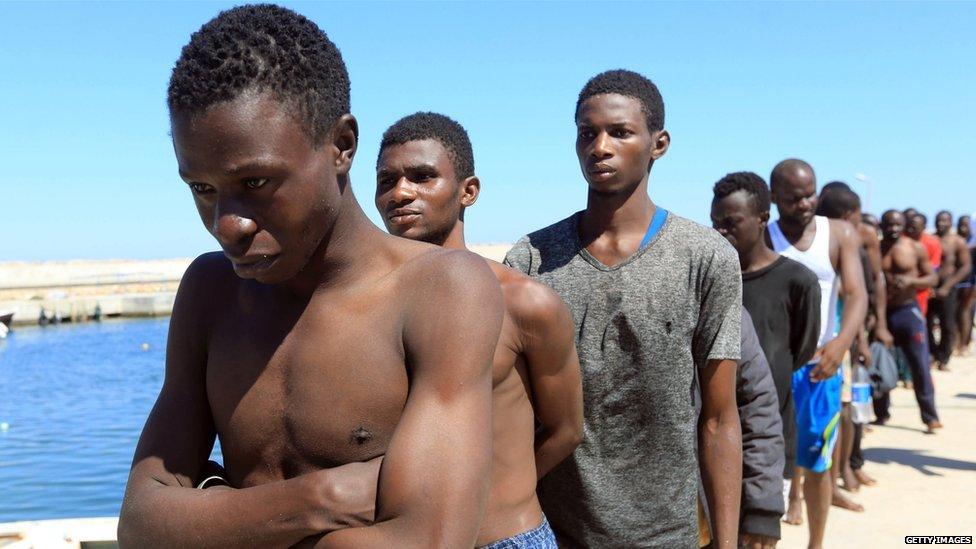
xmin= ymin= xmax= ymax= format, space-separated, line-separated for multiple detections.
xmin=505 ymin=69 xmax=742 ymax=549
xmin=929 ymin=211 xmax=972 ymax=370
xmin=710 ymin=171 xmax=821 ymax=537
xmin=878 ymin=210 xmax=942 ymax=433
xmin=373 ymin=111 xmax=585 ymax=548
xmin=954 ymin=215 xmax=976 ymax=356
xmin=815 ymin=185 xmax=878 ymax=509
xmin=734 ymin=308 xmax=788 ymax=549
xmin=766 ymin=159 xmax=867 ymax=549
xmin=905 ymin=211 xmax=941 ymax=317
xmin=119 ymin=6 xmax=505 ymax=547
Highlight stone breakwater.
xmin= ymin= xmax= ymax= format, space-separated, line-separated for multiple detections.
xmin=0 ymin=245 xmax=512 ymax=326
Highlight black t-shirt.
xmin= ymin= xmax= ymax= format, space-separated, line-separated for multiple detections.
xmin=742 ymin=255 xmax=822 ymax=476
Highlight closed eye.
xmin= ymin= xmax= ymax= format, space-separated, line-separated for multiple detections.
xmin=189 ymin=182 xmax=215 ymax=195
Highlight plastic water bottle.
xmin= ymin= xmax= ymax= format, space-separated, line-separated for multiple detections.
xmin=851 ymin=365 xmax=874 ymax=424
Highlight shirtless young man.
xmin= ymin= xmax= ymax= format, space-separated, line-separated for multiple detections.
xmin=878 ymin=210 xmax=942 ymax=433
xmin=766 ymin=159 xmax=867 ymax=549
xmin=929 ymin=211 xmax=972 ymax=370
xmin=954 ymin=216 xmax=976 ymax=355
xmin=815 ymin=184 xmax=884 ymax=495
xmin=373 ymin=112 xmax=583 ymax=548
xmin=118 ymin=7 xmax=504 ymax=547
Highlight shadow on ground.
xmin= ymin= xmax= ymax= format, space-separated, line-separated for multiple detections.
xmin=864 ymin=447 xmax=976 ymax=476
xmin=955 ymin=393 xmax=976 ymax=400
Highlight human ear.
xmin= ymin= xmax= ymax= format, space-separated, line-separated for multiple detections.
xmin=332 ymin=114 xmax=359 ymax=176
xmin=650 ymin=129 xmax=670 ymax=160
xmin=460 ymin=176 xmax=480 ymax=207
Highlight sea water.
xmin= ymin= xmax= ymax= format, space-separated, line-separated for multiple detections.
xmin=0 ymin=317 xmax=221 ymax=522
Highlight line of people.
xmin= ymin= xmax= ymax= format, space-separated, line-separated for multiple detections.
xmin=118 ymin=5 xmax=968 ymax=549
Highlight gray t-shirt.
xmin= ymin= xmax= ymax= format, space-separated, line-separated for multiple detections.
xmin=504 ymin=210 xmax=741 ymax=548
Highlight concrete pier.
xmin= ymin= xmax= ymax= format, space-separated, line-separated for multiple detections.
xmin=0 ymin=258 xmax=189 ymax=326
xmin=0 ymin=246 xmax=511 ymax=327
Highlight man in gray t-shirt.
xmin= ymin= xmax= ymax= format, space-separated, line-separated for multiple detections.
xmin=505 ymin=69 xmax=742 ymax=548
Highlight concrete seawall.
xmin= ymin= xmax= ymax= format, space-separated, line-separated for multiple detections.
xmin=0 ymin=258 xmax=190 ymax=326
xmin=0 ymin=246 xmax=511 ymax=327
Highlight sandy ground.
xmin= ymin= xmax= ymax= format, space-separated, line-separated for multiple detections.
xmin=779 ymin=354 xmax=976 ymax=548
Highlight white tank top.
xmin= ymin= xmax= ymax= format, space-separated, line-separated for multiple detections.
xmin=768 ymin=215 xmax=840 ymax=347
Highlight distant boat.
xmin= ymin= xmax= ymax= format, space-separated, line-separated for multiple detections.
xmin=0 ymin=309 xmax=13 ymax=339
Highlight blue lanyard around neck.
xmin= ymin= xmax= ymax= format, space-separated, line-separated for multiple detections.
xmin=639 ymin=207 xmax=669 ymax=249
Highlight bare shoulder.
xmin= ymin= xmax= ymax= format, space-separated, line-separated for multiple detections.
xmin=484 ymin=259 xmax=570 ymax=332
xmin=911 ymin=238 xmax=929 ymax=256
xmin=176 ymin=252 xmax=239 ymax=312
xmin=828 ymin=218 xmax=857 ymax=242
xmin=397 ymin=242 xmax=498 ymax=289
xmin=858 ymin=225 xmax=880 ymax=250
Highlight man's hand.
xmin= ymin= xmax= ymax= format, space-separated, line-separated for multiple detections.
xmin=874 ymin=326 xmax=894 ymax=348
xmin=740 ymin=532 xmax=778 ymax=549
xmin=857 ymin=336 xmax=873 ymax=368
xmin=309 ymin=456 xmax=383 ymax=529
xmin=892 ymin=274 xmax=911 ymax=290
xmin=810 ymin=338 xmax=847 ymax=380
xmin=935 ymin=285 xmax=951 ymax=299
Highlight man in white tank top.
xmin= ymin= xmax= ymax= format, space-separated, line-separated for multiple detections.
xmin=766 ymin=159 xmax=867 ymax=549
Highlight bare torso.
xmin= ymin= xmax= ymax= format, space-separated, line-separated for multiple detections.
xmin=882 ymin=237 xmax=925 ymax=307
xmin=478 ymin=261 xmax=545 ymax=545
xmin=200 ymin=239 xmax=437 ymax=488
xmin=938 ymin=233 xmax=963 ymax=284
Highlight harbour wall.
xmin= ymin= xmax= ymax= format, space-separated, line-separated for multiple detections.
xmin=0 ymin=245 xmax=511 ymax=327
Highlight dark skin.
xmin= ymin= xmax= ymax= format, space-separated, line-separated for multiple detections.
xmin=708 ymin=190 xmax=782 ymax=549
xmin=766 ymin=167 xmax=867 ymax=381
xmin=956 ymin=216 xmax=975 ymax=354
xmin=767 ymin=164 xmax=867 ymax=549
xmin=118 ymin=92 xmax=504 ymax=548
xmin=823 ymin=209 xmax=871 ymax=507
xmin=880 ymin=211 xmax=938 ymax=307
xmin=847 ymin=208 xmax=893 ymax=348
xmin=935 ymin=212 xmax=972 ymax=298
xmin=375 ymin=138 xmax=584 ymax=545
xmin=577 ymin=93 xmax=741 ymax=549
xmin=710 ymin=190 xmax=779 ymax=274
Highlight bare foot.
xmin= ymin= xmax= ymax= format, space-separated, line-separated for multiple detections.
xmin=938 ymin=363 xmax=950 ymax=372
xmin=831 ymin=486 xmax=865 ymax=512
xmin=853 ymin=469 xmax=877 ymax=487
xmin=784 ymin=498 xmax=804 ymax=525
xmin=841 ymin=466 xmax=860 ymax=492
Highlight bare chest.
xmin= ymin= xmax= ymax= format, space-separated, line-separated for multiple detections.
xmin=206 ymin=298 xmax=408 ymax=486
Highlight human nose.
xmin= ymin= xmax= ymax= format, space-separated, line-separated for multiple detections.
xmin=212 ymin=198 xmax=257 ymax=251
xmin=590 ymin=131 xmax=613 ymax=160
xmin=390 ymin=176 xmax=418 ymax=204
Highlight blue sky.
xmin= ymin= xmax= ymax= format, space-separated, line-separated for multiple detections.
xmin=3 ymin=1 xmax=974 ymax=260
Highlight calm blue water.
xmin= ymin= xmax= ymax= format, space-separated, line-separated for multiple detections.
xmin=0 ymin=317 xmax=221 ymax=522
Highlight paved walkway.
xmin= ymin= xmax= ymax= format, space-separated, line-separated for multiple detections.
xmin=780 ymin=354 xmax=976 ymax=548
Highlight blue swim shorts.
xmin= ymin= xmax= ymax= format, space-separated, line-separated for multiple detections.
xmin=479 ymin=517 xmax=558 ymax=549
xmin=793 ymin=362 xmax=842 ymax=473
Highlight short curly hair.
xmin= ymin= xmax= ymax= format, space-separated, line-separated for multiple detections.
xmin=378 ymin=112 xmax=475 ymax=180
xmin=817 ymin=182 xmax=861 ymax=219
xmin=712 ymin=171 xmax=771 ymax=214
xmin=168 ymin=4 xmax=350 ymax=145
xmin=575 ymin=69 xmax=665 ymax=132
